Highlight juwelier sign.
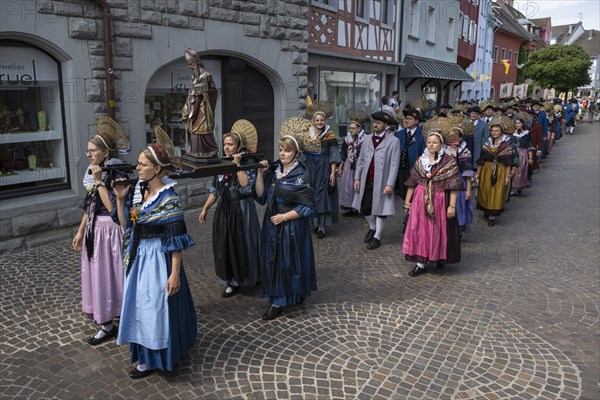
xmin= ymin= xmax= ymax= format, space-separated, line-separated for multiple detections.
xmin=0 ymin=46 xmax=58 ymax=86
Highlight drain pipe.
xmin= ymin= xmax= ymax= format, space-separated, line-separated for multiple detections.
xmin=92 ymin=0 xmax=116 ymax=119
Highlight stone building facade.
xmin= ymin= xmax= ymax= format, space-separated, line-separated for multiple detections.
xmin=0 ymin=0 xmax=309 ymax=252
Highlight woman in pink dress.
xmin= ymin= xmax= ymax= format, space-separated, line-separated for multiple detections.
xmin=402 ymin=125 xmax=463 ymax=277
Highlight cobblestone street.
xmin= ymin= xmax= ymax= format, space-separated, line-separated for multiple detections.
xmin=1 ymin=123 xmax=599 ymax=399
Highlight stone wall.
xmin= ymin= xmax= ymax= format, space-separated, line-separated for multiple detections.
xmin=36 ymin=0 xmax=310 ymax=121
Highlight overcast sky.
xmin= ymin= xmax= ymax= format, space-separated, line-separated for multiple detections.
xmin=513 ymin=0 xmax=600 ymax=30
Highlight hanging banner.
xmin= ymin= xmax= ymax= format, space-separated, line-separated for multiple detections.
xmin=500 ymin=83 xmax=513 ymax=98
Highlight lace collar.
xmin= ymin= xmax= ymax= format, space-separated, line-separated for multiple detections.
xmin=419 ymin=148 xmax=444 ymax=172
xmin=487 ymin=134 xmax=509 ymax=149
xmin=134 ymin=176 xmax=177 ymax=209
xmin=512 ymin=129 xmax=529 ymax=139
xmin=275 ymin=161 xmax=299 ymax=181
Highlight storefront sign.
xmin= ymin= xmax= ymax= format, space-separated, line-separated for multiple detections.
xmin=0 ymin=46 xmax=58 ymax=85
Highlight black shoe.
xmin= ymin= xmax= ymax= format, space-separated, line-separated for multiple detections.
xmin=262 ymin=305 xmax=283 ymax=321
xmin=487 ymin=219 xmax=495 ymax=226
xmin=343 ymin=209 xmax=358 ymax=217
xmin=222 ymin=286 xmax=240 ymax=298
xmin=366 ymin=238 xmax=380 ymax=250
xmin=436 ymin=263 xmax=445 ymax=269
xmin=87 ymin=325 xmax=117 ymax=346
xmin=313 ymin=227 xmax=319 ymax=233
xmin=363 ymin=229 xmax=375 ymax=243
xmin=129 ymin=367 xmax=153 ymax=379
xmin=517 ymin=189 xmax=522 ymax=194
xmin=408 ymin=265 xmax=427 ymax=277
xmin=316 ymin=229 xmax=325 ymax=239
xmin=296 ymin=297 xmax=305 ymax=305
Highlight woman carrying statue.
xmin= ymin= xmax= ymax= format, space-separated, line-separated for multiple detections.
xmin=199 ymin=120 xmax=261 ymax=298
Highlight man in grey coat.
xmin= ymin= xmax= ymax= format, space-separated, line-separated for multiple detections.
xmin=353 ymin=111 xmax=400 ymax=250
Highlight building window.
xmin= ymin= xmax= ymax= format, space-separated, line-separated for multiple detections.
xmin=514 ymin=51 xmax=519 ymax=65
xmin=448 ymin=17 xmax=455 ymax=49
xmin=501 ymin=48 xmax=506 ymax=60
xmin=0 ymin=40 xmax=70 ymax=199
xmin=356 ymin=0 xmax=366 ymax=18
xmin=318 ymin=69 xmax=381 ymax=137
xmin=508 ymin=50 xmax=512 ymax=62
xmin=469 ymin=21 xmax=477 ymax=43
xmin=381 ymin=0 xmax=392 ymax=25
xmin=462 ymin=15 xmax=469 ymax=40
xmin=311 ymin=0 xmax=338 ymax=11
xmin=427 ymin=4 xmax=436 ymax=43
xmin=408 ymin=0 xmax=420 ymax=38
xmin=493 ymin=46 xmax=499 ymax=63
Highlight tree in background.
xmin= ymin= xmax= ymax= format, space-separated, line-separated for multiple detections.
xmin=522 ymin=44 xmax=592 ymax=95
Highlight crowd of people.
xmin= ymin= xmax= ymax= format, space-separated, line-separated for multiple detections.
xmin=72 ymin=93 xmax=583 ymax=379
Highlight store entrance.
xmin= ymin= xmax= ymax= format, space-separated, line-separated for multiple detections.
xmin=221 ymin=57 xmax=275 ymax=159
xmin=145 ymin=55 xmax=274 ymax=159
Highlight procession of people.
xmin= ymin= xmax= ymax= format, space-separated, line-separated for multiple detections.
xmin=71 ymin=54 xmax=583 ymax=379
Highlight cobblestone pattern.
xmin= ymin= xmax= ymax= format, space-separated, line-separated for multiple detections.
xmin=1 ymin=124 xmax=598 ymax=398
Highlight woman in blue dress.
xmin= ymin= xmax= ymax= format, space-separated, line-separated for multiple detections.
xmin=199 ymin=132 xmax=260 ymax=297
xmin=255 ymin=128 xmax=317 ymax=321
xmin=445 ymin=124 xmax=474 ymax=233
xmin=304 ymin=111 xmax=341 ymax=238
xmin=113 ymin=129 xmax=196 ymax=379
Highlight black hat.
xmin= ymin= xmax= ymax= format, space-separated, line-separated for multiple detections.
xmin=467 ymin=106 xmax=482 ymax=114
xmin=532 ymin=101 xmax=544 ymax=106
xmin=505 ymin=104 xmax=516 ymax=110
xmin=569 ymin=98 xmax=578 ymax=103
xmin=402 ymin=108 xmax=423 ymax=120
xmin=371 ymin=111 xmax=396 ymax=125
xmin=524 ymin=97 xmax=533 ymax=103
xmin=440 ymin=103 xmax=453 ymax=109
xmin=460 ymin=99 xmax=469 ymax=104
xmin=482 ymin=104 xmax=496 ymax=112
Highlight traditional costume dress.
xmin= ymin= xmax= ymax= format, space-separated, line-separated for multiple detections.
xmin=258 ymin=160 xmax=317 ymax=307
xmin=79 ymin=158 xmax=125 ymax=326
xmin=476 ymin=135 xmax=516 ymax=218
xmin=448 ymin=142 xmax=474 ymax=232
xmin=304 ymin=125 xmax=341 ymax=229
xmin=208 ymin=164 xmax=260 ymax=288
xmin=510 ymin=129 xmax=531 ymax=190
xmin=117 ymin=178 xmax=197 ymax=372
xmin=402 ymin=151 xmax=462 ymax=265
xmin=339 ymin=128 xmax=365 ymax=209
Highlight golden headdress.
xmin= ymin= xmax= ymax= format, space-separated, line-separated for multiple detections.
xmin=96 ymin=116 xmax=128 ymax=151
xmin=346 ymin=108 xmax=370 ymax=126
xmin=230 ymin=119 xmax=258 ymax=153
xmin=447 ymin=113 xmax=475 ymax=140
xmin=513 ymin=112 xmax=533 ymax=127
xmin=487 ymin=116 xmax=515 ymax=134
xmin=410 ymin=98 xmax=430 ymax=113
xmin=422 ymin=116 xmax=454 ymax=143
xmin=150 ymin=126 xmax=182 ymax=169
xmin=279 ymin=117 xmax=313 ymax=153
xmin=309 ymin=101 xmax=334 ymax=119
xmin=543 ymin=100 xmax=554 ymax=114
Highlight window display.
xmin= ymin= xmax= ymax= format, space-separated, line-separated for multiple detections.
xmin=318 ymin=70 xmax=380 ymax=136
xmin=0 ymin=41 xmax=68 ymax=198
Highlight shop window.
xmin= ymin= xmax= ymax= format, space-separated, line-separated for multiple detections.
xmin=318 ymin=70 xmax=381 ymax=136
xmin=0 ymin=41 xmax=69 ymax=199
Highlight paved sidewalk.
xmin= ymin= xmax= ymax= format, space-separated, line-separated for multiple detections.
xmin=1 ymin=122 xmax=599 ymax=399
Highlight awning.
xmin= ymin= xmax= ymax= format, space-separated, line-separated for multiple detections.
xmin=400 ymin=56 xmax=474 ymax=82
